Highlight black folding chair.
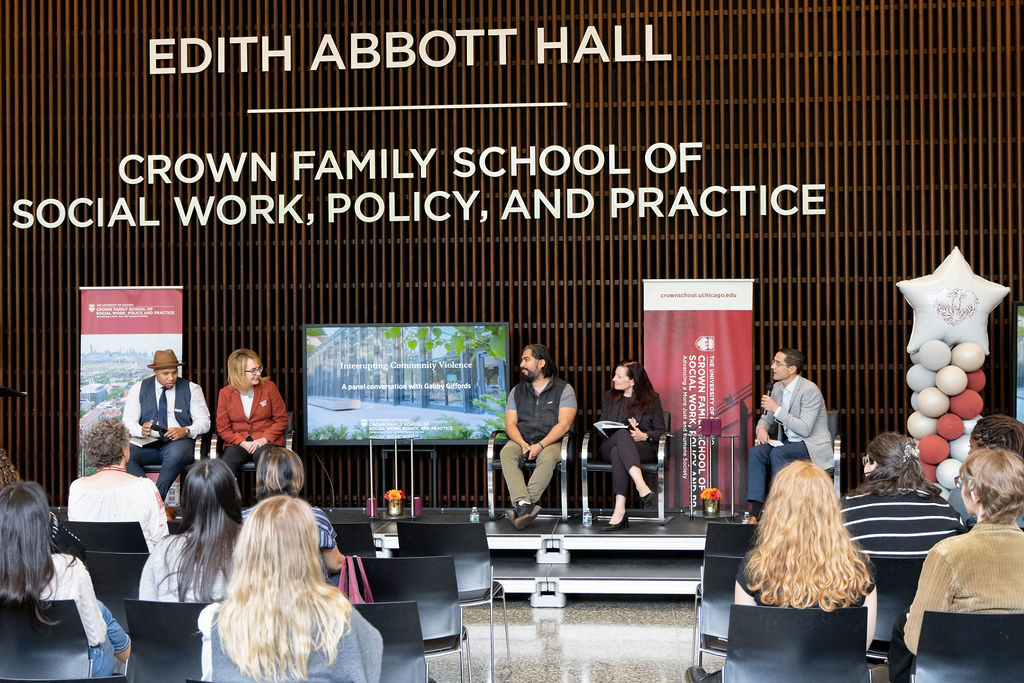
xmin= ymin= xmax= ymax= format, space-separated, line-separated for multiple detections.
xmin=84 ymin=550 xmax=148 ymax=630
xmin=485 ymin=428 xmax=575 ymax=521
xmin=62 ymin=521 xmax=148 ymax=553
xmin=124 ymin=599 xmax=209 ymax=683
xmin=332 ymin=521 xmax=379 ymax=557
xmin=691 ymin=522 xmax=757 ymax=665
xmin=868 ymin=556 xmax=925 ymax=659
xmin=355 ymin=601 xmax=428 ymax=682
xmin=723 ymin=604 xmax=869 ymax=682
xmin=0 ymin=600 xmax=91 ymax=679
xmin=913 ymin=611 xmax=1024 ymax=682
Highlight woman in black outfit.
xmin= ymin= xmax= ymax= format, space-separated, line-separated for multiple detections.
xmin=599 ymin=361 xmax=666 ymax=531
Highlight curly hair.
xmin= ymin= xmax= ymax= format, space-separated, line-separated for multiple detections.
xmin=744 ymin=461 xmax=874 ymax=610
xmin=960 ymin=447 xmax=1024 ymax=524
xmin=970 ymin=414 xmax=1024 ymax=456
xmin=849 ymin=432 xmax=941 ymax=499
xmin=0 ymin=449 xmax=20 ymax=490
xmin=81 ymin=418 xmax=130 ymax=468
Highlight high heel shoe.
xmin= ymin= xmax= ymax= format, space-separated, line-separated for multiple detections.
xmin=640 ymin=491 xmax=656 ymax=509
xmin=603 ymin=517 xmax=629 ymax=532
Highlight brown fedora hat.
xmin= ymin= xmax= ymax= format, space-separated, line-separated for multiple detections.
xmin=147 ymin=349 xmax=183 ymax=370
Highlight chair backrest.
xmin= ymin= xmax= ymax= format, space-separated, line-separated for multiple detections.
xmin=699 ymin=554 xmax=745 ymax=640
xmin=703 ymin=522 xmax=757 ymax=557
xmin=395 ymin=522 xmax=491 ymax=598
xmin=84 ymin=550 xmax=149 ymax=629
xmin=0 ymin=600 xmax=90 ymax=678
xmin=359 ymin=556 xmax=461 ymax=643
xmin=663 ymin=411 xmax=672 ymax=433
xmin=870 ymin=556 xmax=925 ymax=646
xmin=724 ymin=604 xmax=868 ymax=682
xmin=63 ymin=520 xmax=148 ymax=553
xmin=332 ymin=522 xmax=378 ymax=557
xmin=914 ymin=611 xmax=1024 ymax=681
xmin=827 ymin=410 xmax=839 ymax=441
xmin=124 ymin=599 xmax=209 ymax=683
xmin=354 ymin=601 xmax=427 ymax=682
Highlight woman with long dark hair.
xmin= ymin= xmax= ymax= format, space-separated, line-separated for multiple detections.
xmin=0 ymin=481 xmax=131 ymax=677
xmin=686 ymin=461 xmax=877 ymax=683
xmin=597 ymin=360 xmax=665 ymax=531
xmin=139 ymin=458 xmax=242 ymax=602
xmin=842 ymin=432 xmax=964 ymax=557
xmin=198 ymin=496 xmax=382 ymax=681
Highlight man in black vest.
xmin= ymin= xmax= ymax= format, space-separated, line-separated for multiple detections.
xmin=122 ymin=349 xmax=211 ymax=503
xmin=500 ymin=344 xmax=577 ymax=529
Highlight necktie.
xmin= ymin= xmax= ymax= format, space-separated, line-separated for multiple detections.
xmin=158 ymin=387 xmax=168 ymax=429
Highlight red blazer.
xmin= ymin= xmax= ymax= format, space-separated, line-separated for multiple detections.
xmin=216 ymin=379 xmax=288 ymax=446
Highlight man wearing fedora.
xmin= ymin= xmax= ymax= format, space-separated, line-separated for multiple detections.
xmin=122 ymin=349 xmax=211 ymax=504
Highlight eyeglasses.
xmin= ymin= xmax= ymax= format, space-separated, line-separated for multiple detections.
xmin=861 ymin=455 xmax=873 ymax=466
xmin=770 ymin=359 xmax=791 ymax=368
xmin=954 ymin=475 xmax=963 ymax=489
xmin=245 ymin=366 xmax=264 ymax=375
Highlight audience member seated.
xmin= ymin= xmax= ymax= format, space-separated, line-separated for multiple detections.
xmin=945 ymin=414 xmax=1024 ymax=527
xmin=842 ymin=432 xmax=965 ymax=556
xmin=686 ymin=461 xmax=876 ymax=683
xmin=595 ymin=360 xmax=665 ymax=531
xmin=887 ymin=446 xmax=1024 ymax=683
xmin=1 ymin=448 xmax=86 ymax=559
xmin=216 ymin=348 xmax=289 ymax=478
xmin=69 ymin=417 xmax=168 ymax=551
xmin=0 ymin=481 xmax=131 ymax=677
xmin=198 ymin=495 xmax=383 ymax=682
xmin=139 ymin=459 xmax=241 ymax=602
xmin=746 ymin=348 xmax=832 ymax=518
xmin=244 ymin=447 xmax=344 ymax=577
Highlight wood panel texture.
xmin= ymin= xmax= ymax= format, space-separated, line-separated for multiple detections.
xmin=2 ymin=1 xmax=1021 ymax=508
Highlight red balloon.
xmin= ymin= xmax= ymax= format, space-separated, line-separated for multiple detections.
xmin=949 ymin=389 xmax=984 ymax=419
xmin=918 ymin=434 xmax=951 ymax=465
xmin=965 ymin=369 xmax=986 ymax=393
xmin=936 ymin=413 xmax=965 ymax=441
xmin=920 ymin=462 xmax=938 ymax=482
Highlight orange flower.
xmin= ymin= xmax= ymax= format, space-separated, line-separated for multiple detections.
xmin=700 ymin=487 xmax=722 ymax=501
xmin=384 ymin=489 xmax=406 ymax=501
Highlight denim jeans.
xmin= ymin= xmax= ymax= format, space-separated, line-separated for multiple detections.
xmin=88 ymin=600 xmax=130 ymax=677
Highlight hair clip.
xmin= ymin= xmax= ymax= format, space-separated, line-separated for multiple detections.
xmin=903 ymin=442 xmax=920 ymax=462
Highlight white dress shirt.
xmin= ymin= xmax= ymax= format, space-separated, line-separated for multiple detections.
xmin=122 ymin=378 xmax=211 ymax=439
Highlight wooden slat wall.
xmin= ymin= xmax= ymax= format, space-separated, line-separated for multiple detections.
xmin=2 ymin=1 xmax=1021 ymax=507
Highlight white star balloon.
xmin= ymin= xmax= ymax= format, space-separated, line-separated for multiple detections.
xmin=897 ymin=247 xmax=1010 ymax=354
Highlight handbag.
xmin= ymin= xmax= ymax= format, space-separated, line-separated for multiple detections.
xmin=338 ymin=555 xmax=374 ymax=604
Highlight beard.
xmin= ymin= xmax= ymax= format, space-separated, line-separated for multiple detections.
xmin=521 ymin=367 xmax=539 ymax=381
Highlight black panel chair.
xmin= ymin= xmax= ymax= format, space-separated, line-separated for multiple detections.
xmin=485 ymin=428 xmax=574 ymax=521
xmin=867 ymin=556 xmax=925 ymax=660
xmin=0 ymin=600 xmax=91 ymax=679
xmin=0 ymin=679 xmax=126 ymax=682
xmin=396 ymin=522 xmax=510 ymax=682
xmin=83 ymin=551 xmax=149 ymax=630
xmin=580 ymin=412 xmax=671 ymax=523
xmin=62 ymin=521 xmax=148 ymax=553
xmin=723 ymin=604 xmax=869 ymax=682
xmin=691 ymin=522 xmax=758 ymax=666
xmin=124 ymin=599 xmax=209 ymax=683
xmin=236 ymin=411 xmax=295 ymax=474
xmin=827 ymin=410 xmax=840 ymax=496
xmin=332 ymin=522 xmax=379 ymax=557
xmin=913 ymin=611 xmax=1024 ymax=682
xmin=354 ymin=601 xmax=428 ymax=682
xmin=360 ymin=556 xmax=470 ymax=682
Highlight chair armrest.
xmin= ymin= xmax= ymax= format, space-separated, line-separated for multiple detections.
xmin=487 ymin=430 xmax=508 ymax=462
xmin=580 ymin=432 xmax=592 ymax=466
xmin=657 ymin=433 xmax=670 ymax=466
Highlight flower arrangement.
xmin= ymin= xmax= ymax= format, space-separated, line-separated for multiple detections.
xmin=700 ymin=487 xmax=722 ymax=501
xmin=384 ymin=489 xmax=406 ymax=501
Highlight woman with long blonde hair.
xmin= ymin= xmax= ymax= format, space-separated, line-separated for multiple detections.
xmin=686 ymin=461 xmax=876 ymax=683
xmin=198 ymin=496 xmax=382 ymax=682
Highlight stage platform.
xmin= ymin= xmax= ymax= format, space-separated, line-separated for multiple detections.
xmin=323 ymin=507 xmax=734 ymax=607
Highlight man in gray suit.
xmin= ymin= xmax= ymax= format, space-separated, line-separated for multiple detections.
xmin=746 ymin=347 xmax=831 ymax=517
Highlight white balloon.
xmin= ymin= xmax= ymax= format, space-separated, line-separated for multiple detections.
xmin=935 ymin=365 xmax=969 ymax=395
xmin=917 ymin=387 xmax=950 ymax=418
xmin=936 ymin=458 xmax=963 ymax=490
xmin=910 ymin=351 xmax=922 ymax=365
xmin=910 ymin=391 xmax=919 ymax=412
xmin=897 ymin=247 xmax=1010 ymax=354
xmin=938 ymin=486 xmax=951 ymax=501
xmin=918 ymin=340 xmax=953 ymax=371
xmin=907 ymin=411 xmax=939 ymax=439
xmin=951 ymin=342 xmax=986 ymax=372
xmin=949 ymin=433 xmax=972 ymax=461
xmin=907 ymin=364 xmax=938 ymax=392
xmin=962 ymin=417 xmax=979 ymax=436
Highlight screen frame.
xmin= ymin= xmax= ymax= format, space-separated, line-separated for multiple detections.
xmin=1013 ymin=301 xmax=1024 ymax=424
xmin=301 ymin=322 xmax=510 ymax=446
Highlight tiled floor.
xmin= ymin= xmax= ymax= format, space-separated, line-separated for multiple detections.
xmin=426 ymin=596 xmax=719 ymax=683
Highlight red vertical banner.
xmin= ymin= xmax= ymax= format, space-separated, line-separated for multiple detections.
xmin=643 ymin=280 xmax=753 ymax=511
xmin=79 ymin=287 xmax=183 ymax=477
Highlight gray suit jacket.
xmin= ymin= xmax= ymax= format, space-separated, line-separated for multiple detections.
xmin=756 ymin=375 xmax=833 ymax=470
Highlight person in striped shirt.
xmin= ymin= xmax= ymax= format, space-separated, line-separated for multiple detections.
xmin=842 ymin=432 xmax=965 ymax=557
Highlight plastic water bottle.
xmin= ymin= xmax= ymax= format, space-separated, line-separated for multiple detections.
xmin=582 ymin=509 xmax=593 ymax=527
xmin=742 ymin=511 xmax=750 ymax=524
xmin=469 ymin=506 xmax=480 ymax=523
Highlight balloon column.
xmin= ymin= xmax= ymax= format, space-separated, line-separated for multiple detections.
xmin=897 ymin=247 xmax=1010 ymax=496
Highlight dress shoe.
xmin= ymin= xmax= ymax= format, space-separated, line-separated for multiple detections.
xmin=514 ymin=504 xmax=541 ymax=530
xmin=640 ymin=491 xmax=656 ymax=509
xmin=602 ymin=517 xmax=629 ymax=532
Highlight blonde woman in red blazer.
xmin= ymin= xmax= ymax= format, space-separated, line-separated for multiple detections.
xmin=217 ymin=348 xmax=289 ymax=477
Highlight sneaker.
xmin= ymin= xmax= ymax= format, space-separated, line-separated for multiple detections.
xmin=513 ymin=503 xmax=541 ymax=529
xmin=684 ymin=665 xmax=720 ymax=683
xmin=508 ymin=501 xmax=532 ymax=526
xmin=745 ymin=515 xmax=758 ymax=525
